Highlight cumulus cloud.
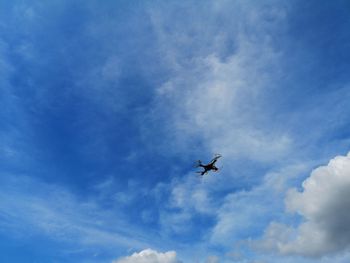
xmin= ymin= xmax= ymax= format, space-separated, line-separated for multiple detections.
xmin=257 ymin=152 xmax=350 ymax=257
xmin=113 ymin=249 xmax=181 ymax=263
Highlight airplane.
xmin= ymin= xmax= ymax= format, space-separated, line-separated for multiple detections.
xmin=195 ymin=154 xmax=222 ymax=176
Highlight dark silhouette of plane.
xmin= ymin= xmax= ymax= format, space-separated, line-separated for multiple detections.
xmin=195 ymin=154 xmax=222 ymax=176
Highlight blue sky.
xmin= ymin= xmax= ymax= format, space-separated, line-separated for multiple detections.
xmin=1 ymin=0 xmax=350 ymax=262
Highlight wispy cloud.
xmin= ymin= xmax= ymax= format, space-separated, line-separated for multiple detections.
xmin=0 ymin=175 xmax=158 ymax=257
xmin=147 ymin=0 xmax=293 ymax=241
xmin=210 ymin=163 xmax=309 ymax=245
xmin=145 ymin=0 xmax=293 ymax=162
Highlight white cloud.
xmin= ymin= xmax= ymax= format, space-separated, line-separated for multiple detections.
xmin=169 ymin=175 xmax=215 ymax=215
xmin=147 ymin=1 xmax=296 ymax=240
xmin=256 ymin=152 xmax=350 ymax=257
xmin=113 ymin=249 xmax=181 ymax=263
xmin=146 ymin=0 xmax=293 ymax=163
xmin=145 ymin=3 xmax=350 ymax=262
xmin=210 ymin=164 xmax=308 ymax=245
